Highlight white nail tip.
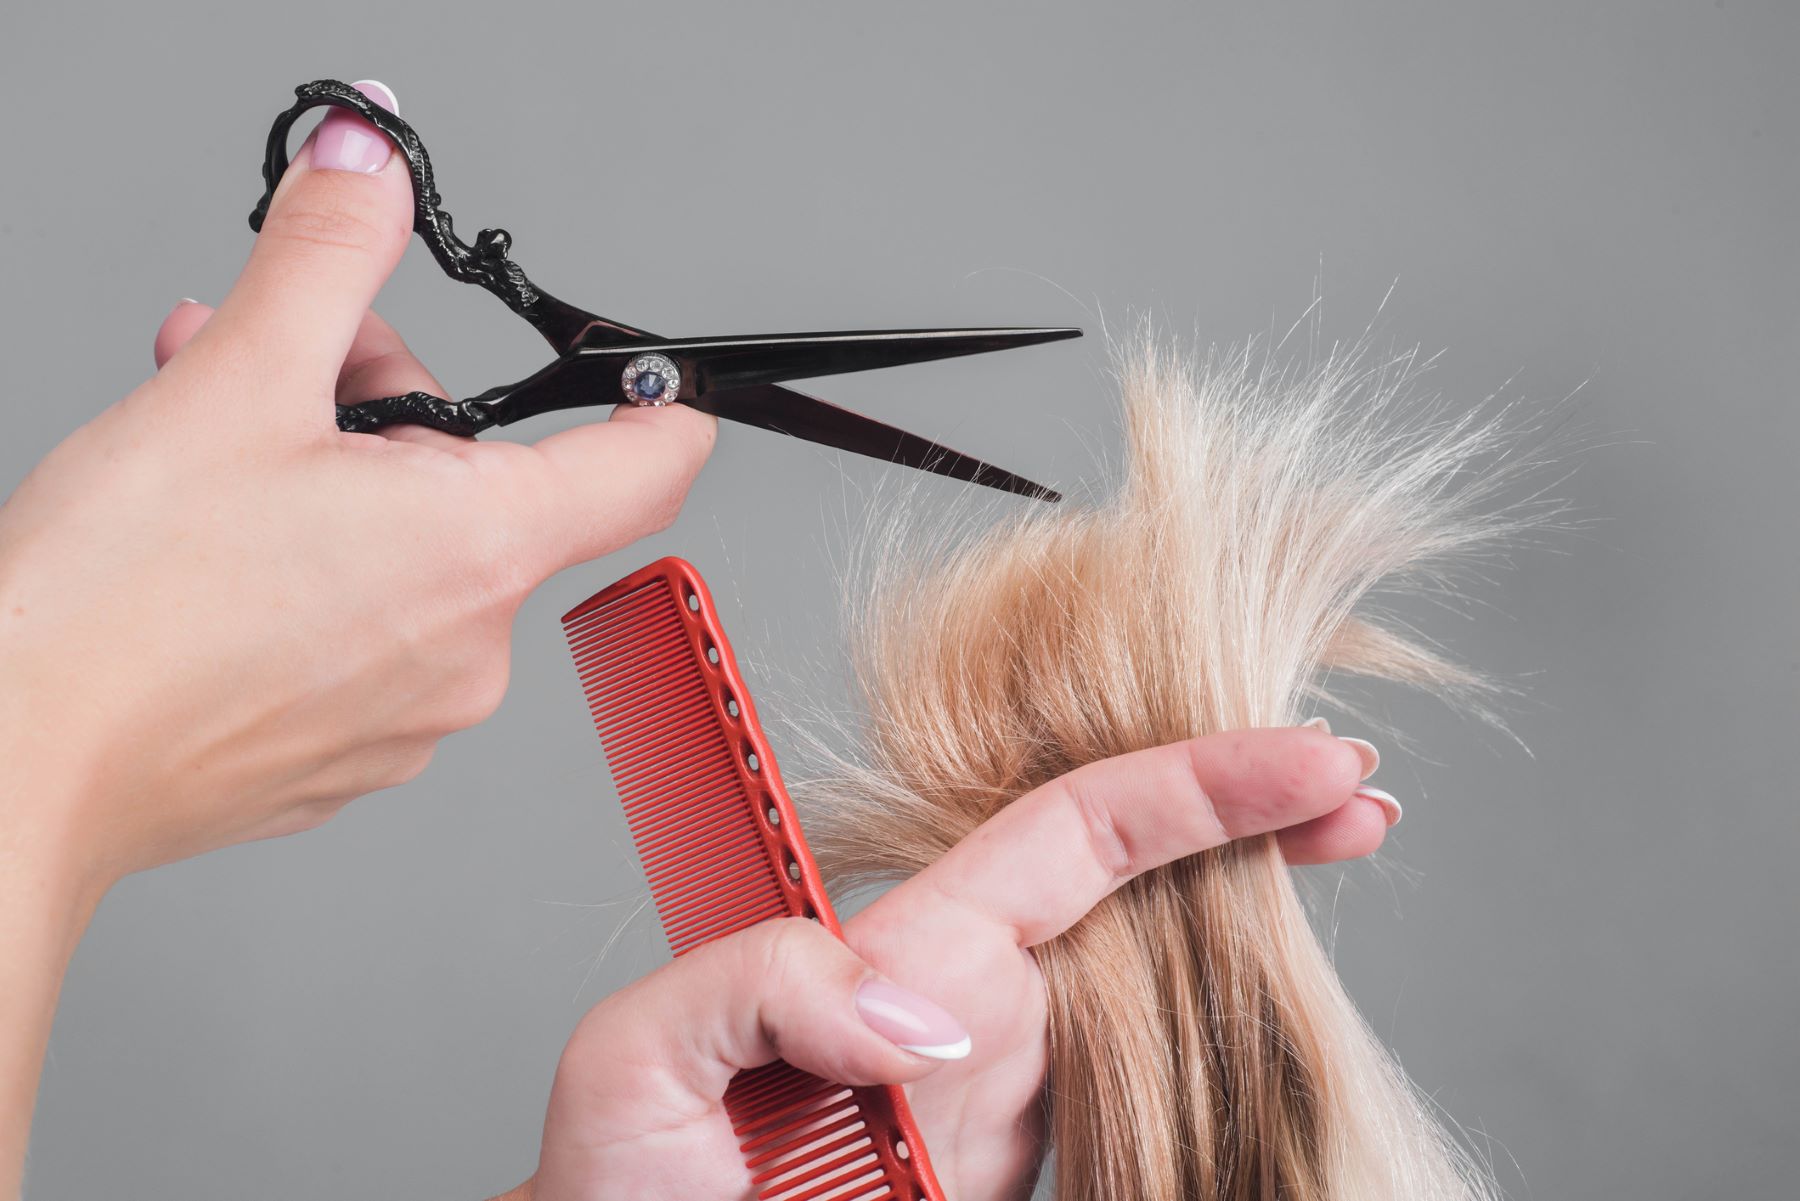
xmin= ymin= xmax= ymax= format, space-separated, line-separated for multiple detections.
xmin=352 ymin=79 xmax=399 ymax=115
xmin=1301 ymin=716 xmax=1331 ymax=732
xmin=1355 ymin=786 xmax=1403 ymax=826
xmin=1339 ymin=736 xmax=1380 ymax=778
xmin=899 ymin=1035 xmax=973 ymax=1061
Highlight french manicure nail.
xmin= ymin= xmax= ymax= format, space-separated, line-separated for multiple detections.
xmin=855 ymin=980 xmax=972 ymax=1061
xmin=177 ymin=297 xmax=200 ymax=305
xmin=1355 ymin=785 xmax=1403 ymax=827
xmin=312 ymin=79 xmax=398 ymax=174
xmin=1301 ymin=716 xmax=1332 ymax=733
xmin=1339 ymin=736 xmax=1380 ymax=779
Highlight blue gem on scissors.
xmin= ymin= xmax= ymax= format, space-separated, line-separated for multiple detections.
xmin=621 ymin=353 xmax=681 ymax=407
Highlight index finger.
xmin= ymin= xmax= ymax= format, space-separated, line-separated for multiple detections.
xmin=480 ymin=403 xmax=717 ymax=576
xmin=870 ymin=727 xmax=1374 ymax=949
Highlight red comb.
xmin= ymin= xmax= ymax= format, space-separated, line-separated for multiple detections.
xmin=562 ymin=557 xmax=947 ymax=1201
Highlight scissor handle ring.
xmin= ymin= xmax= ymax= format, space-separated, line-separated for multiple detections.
xmin=250 ymin=80 xmax=595 ymax=352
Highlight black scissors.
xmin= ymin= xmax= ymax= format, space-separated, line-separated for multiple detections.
xmin=251 ymin=80 xmax=1077 ymax=502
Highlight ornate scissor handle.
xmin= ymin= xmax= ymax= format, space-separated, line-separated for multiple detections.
xmin=250 ymin=80 xmax=601 ymax=433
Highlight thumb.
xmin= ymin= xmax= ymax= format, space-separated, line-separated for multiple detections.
xmin=188 ymin=80 xmax=414 ymax=422
xmin=537 ymin=919 xmax=969 ymax=1190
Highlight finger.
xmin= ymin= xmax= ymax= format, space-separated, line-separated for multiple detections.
xmin=1277 ymin=791 xmax=1397 ymax=865
xmin=334 ymin=309 xmax=467 ymax=449
xmin=503 ymin=403 xmax=717 ymax=572
xmin=153 ymin=299 xmax=215 ymax=369
xmin=190 ymin=80 xmax=412 ymax=419
xmin=557 ymin=919 xmax=966 ymax=1109
xmin=878 ymin=727 xmax=1374 ymax=948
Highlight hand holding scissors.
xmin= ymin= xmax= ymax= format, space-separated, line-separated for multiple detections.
xmin=255 ymin=79 xmax=1079 ymax=500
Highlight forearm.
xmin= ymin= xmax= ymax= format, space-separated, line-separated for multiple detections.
xmin=0 ymin=793 xmax=104 ymax=1199
xmin=0 ymin=655 xmax=112 ymax=1199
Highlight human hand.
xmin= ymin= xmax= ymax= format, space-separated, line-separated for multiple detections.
xmin=0 ymin=81 xmax=715 ymax=888
xmin=512 ymin=725 xmax=1395 ymax=1201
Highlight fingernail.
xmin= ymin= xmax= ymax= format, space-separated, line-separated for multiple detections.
xmin=1339 ymin=736 xmax=1380 ymax=780
xmin=312 ymin=80 xmax=398 ymax=174
xmin=1301 ymin=716 xmax=1332 ymax=733
xmin=1355 ymin=785 xmax=1403 ymax=827
xmin=855 ymin=980 xmax=971 ymax=1061
xmin=177 ymin=297 xmax=200 ymax=305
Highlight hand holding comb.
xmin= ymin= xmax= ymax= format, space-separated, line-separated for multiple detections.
xmin=563 ymin=558 xmax=949 ymax=1201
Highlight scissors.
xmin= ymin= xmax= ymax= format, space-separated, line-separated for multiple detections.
xmin=251 ymin=80 xmax=1077 ymax=502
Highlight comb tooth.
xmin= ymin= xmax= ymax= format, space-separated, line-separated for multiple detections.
xmin=769 ymin=1153 xmax=887 ymax=1201
xmin=653 ymin=846 xmax=772 ymax=906
xmin=744 ymin=1098 xmax=860 ymax=1164
xmin=670 ymin=888 xmax=785 ymax=950
xmin=737 ymin=1083 xmax=849 ymax=1145
xmin=612 ymin=737 xmax=735 ymax=797
xmin=728 ymin=1073 xmax=893 ymax=1201
xmin=660 ymin=861 xmax=777 ymax=931
xmin=564 ymin=562 xmax=945 ymax=1201
xmin=616 ymin=754 xmax=739 ymax=821
xmin=636 ymin=805 xmax=755 ymax=868
xmin=730 ymin=1069 xmax=827 ymax=1133
xmin=604 ymin=735 xmax=738 ymax=795
xmin=760 ymin=1135 xmax=873 ymax=1193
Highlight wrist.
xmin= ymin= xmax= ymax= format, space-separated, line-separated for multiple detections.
xmin=0 ymin=658 xmax=115 ymax=975
xmin=0 ymin=640 xmax=120 ymax=903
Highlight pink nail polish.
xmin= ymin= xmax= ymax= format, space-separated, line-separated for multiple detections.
xmin=855 ymin=980 xmax=972 ymax=1060
xmin=312 ymin=80 xmax=398 ymax=174
xmin=1355 ymin=785 xmax=1403 ymax=827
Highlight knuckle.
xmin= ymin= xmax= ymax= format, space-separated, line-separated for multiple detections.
xmin=1181 ymin=738 xmax=1237 ymax=841
xmin=674 ymin=413 xmax=719 ymax=475
xmin=469 ymin=527 xmax=537 ymax=601
xmin=444 ymin=662 xmax=511 ymax=728
xmin=336 ymin=346 xmax=420 ymax=401
xmin=643 ymin=484 xmax=687 ymax=535
xmin=606 ymin=476 xmax=686 ymax=547
xmin=1062 ymin=770 xmax=1136 ymax=882
xmin=470 ymin=665 xmax=512 ymax=721
xmin=746 ymin=917 xmax=832 ymax=995
xmin=463 ymin=448 xmax=563 ymax=588
xmin=390 ymin=742 xmax=437 ymax=787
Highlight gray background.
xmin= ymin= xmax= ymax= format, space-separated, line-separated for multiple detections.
xmin=4 ymin=2 xmax=1795 ymax=1198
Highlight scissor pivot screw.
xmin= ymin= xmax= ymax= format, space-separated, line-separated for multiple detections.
xmin=622 ymin=353 xmax=681 ymax=406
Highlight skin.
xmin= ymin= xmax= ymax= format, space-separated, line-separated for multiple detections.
xmin=0 ymin=100 xmax=1393 ymax=1200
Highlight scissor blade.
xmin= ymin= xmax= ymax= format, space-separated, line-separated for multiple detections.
xmin=584 ymin=327 xmax=1080 ymax=396
xmin=687 ymin=383 xmax=1062 ymax=503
